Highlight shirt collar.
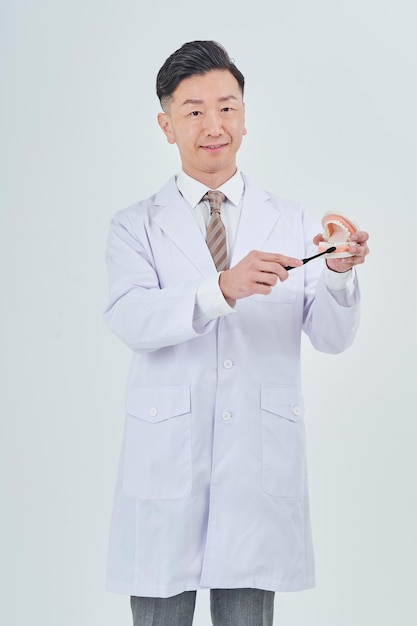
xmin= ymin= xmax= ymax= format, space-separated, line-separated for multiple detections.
xmin=176 ymin=169 xmax=244 ymax=208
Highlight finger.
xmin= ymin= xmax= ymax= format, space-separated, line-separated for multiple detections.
xmin=258 ymin=252 xmax=303 ymax=268
xmin=346 ymin=251 xmax=367 ymax=266
xmin=255 ymin=271 xmax=279 ymax=287
xmin=312 ymin=233 xmax=324 ymax=245
xmin=348 ymin=242 xmax=369 ymax=257
xmin=351 ymin=230 xmax=369 ymax=243
xmin=276 ymin=255 xmax=303 ymax=269
xmin=348 ymin=243 xmax=362 ymax=256
xmin=257 ymin=260 xmax=295 ymax=276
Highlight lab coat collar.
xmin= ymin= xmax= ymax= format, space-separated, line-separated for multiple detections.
xmin=154 ymin=177 xmax=215 ymax=276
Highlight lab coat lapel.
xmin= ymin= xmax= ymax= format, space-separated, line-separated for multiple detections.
xmin=231 ymin=177 xmax=281 ymax=266
xmin=153 ymin=177 xmax=216 ymax=276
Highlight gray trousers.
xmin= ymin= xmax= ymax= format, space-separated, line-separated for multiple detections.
xmin=131 ymin=588 xmax=275 ymax=626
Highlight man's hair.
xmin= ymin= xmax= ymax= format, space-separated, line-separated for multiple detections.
xmin=156 ymin=40 xmax=245 ymax=111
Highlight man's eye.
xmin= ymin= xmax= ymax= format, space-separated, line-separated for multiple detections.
xmin=222 ymin=107 xmax=233 ymax=112
xmin=190 ymin=111 xmax=201 ymax=117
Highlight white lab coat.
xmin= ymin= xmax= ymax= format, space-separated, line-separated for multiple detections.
xmin=103 ymin=174 xmax=360 ymax=597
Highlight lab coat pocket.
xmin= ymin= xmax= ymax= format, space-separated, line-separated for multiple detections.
xmin=261 ymin=385 xmax=306 ymax=498
xmin=123 ymin=386 xmax=192 ymax=500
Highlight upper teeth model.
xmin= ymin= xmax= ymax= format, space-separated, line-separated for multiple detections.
xmin=317 ymin=212 xmax=360 ymax=258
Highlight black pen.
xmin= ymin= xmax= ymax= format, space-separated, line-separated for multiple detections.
xmin=284 ymin=246 xmax=337 ymax=271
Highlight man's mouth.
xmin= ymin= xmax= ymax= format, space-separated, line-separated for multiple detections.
xmin=201 ymin=143 xmax=227 ymax=151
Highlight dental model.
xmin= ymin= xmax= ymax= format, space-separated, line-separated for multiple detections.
xmin=317 ymin=212 xmax=360 ymax=258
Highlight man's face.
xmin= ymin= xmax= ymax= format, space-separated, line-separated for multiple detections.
xmin=158 ymin=69 xmax=247 ymax=185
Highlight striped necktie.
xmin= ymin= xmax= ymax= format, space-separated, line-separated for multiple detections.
xmin=204 ymin=190 xmax=228 ymax=271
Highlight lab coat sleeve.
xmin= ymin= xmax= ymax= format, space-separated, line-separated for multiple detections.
xmin=301 ymin=208 xmax=361 ymax=354
xmin=103 ymin=212 xmax=216 ymax=352
xmin=303 ymin=269 xmax=361 ymax=353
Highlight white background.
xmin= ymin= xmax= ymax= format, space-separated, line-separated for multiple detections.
xmin=1 ymin=1 xmax=416 ymax=625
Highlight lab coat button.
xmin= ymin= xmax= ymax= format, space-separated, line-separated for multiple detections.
xmin=223 ymin=359 xmax=233 ymax=369
xmin=150 ymin=407 xmax=158 ymax=417
xmin=293 ymin=405 xmax=302 ymax=416
xmin=221 ymin=411 xmax=232 ymax=421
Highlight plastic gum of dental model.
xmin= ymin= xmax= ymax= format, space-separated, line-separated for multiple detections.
xmin=317 ymin=212 xmax=360 ymax=258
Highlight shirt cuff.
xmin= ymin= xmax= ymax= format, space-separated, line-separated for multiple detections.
xmin=194 ymin=273 xmax=235 ymax=325
xmin=325 ymin=265 xmax=355 ymax=291
xmin=324 ymin=266 xmax=357 ymax=306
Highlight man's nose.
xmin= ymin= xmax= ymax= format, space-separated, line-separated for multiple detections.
xmin=203 ymin=111 xmax=223 ymax=136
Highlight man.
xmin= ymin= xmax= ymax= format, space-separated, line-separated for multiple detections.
xmin=104 ymin=40 xmax=369 ymax=626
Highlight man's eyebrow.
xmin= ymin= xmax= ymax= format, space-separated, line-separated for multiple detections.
xmin=181 ymin=99 xmax=203 ymax=107
xmin=218 ymin=95 xmax=239 ymax=103
xmin=180 ymin=95 xmax=239 ymax=107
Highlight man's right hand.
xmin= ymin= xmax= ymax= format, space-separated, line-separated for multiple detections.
xmin=219 ymin=250 xmax=303 ymax=306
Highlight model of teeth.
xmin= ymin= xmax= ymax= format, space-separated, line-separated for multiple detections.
xmin=317 ymin=212 xmax=360 ymax=258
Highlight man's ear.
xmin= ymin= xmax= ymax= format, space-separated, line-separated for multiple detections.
xmin=242 ymin=102 xmax=247 ymax=136
xmin=157 ymin=113 xmax=176 ymax=145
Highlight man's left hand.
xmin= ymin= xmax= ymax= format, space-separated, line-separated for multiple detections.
xmin=313 ymin=231 xmax=370 ymax=273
